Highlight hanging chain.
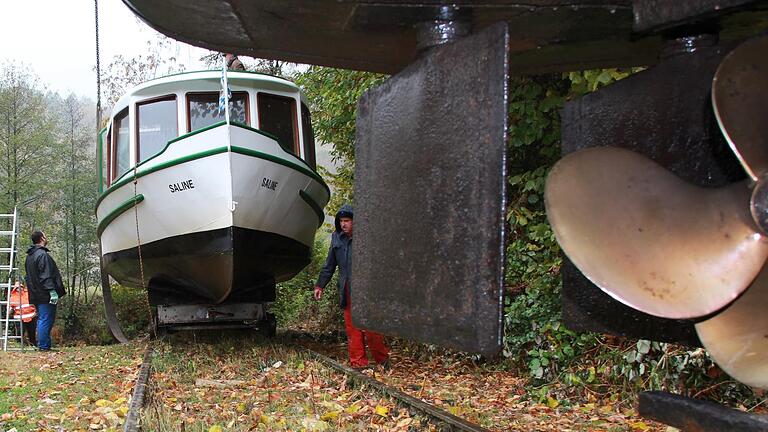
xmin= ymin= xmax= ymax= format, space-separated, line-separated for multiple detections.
xmin=96 ymin=0 xmax=155 ymax=340
xmin=132 ymin=170 xmax=156 ymax=339
xmin=94 ymin=0 xmax=101 ymax=127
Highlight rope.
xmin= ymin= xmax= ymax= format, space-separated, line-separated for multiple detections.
xmin=132 ymin=169 xmax=156 ymax=339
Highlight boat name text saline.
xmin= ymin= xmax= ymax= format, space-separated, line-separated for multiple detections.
xmin=169 ymin=179 xmax=195 ymax=193
xmin=261 ymin=177 xmax=278 ymax=190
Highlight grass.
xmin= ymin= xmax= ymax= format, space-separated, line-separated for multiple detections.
xmin=0 ymin=342 xmax=146 ymax=431
xmin=143 ymin=331 xmax=437 ymax=431
xmin=0 ymin=330 xmax=673 ymax=431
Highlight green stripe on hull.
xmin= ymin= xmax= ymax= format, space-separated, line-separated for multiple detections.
xmin=97 ymin=149 xmax=330 ymax=234
xmin=230 ymin=145 xmax=328 ymax=192
xmin=96 ymin=122 xmax=329 ymax=207
xmin=96 ymin=147 xmax=230 ymax=207
xmin=299 ymin=190 xmax=325 ymax=227
xmin=97 ymin=194 xmax=145 ymax=237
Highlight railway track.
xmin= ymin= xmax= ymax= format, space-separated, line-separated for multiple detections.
xmin=123 ymin=336 xmax=492 ymax=432
xmin=296 ymin=344 xmax=493 ymax=432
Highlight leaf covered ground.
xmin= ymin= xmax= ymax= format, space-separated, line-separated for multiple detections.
xmin=1 ymin=333 xmax=675 ymax=431
xmin=295 ymin=336 xmax=670 ymax=432
xmin=145 ymin=332 xmax=437 ymax=431
xmin=0 ymin=343 xmax=145 ymax=431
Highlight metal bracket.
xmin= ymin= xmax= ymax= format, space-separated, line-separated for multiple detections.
xmin=157 ymin=303 xmax=266 ymax=325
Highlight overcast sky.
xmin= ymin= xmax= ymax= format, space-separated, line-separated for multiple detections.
xmin=0 ymin=0 xmax=338 ymax=175
xmin=0 ymin=0 xmax=210 ymax=99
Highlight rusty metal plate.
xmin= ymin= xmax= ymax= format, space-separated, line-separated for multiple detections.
xmin=122 ymin=0 xmax=768 ymax=75
xmin=560 ymin=41 xmax=746 ymax=345
xmin=639 ymin=391 xmax=768 ymax=431
xmin=123 ymin=0 xmax=653 ymax=75
xmin=352 ymin=23 xmax=508 ymax=357
xmin=633 ymin=0 xmax=760 ymax=33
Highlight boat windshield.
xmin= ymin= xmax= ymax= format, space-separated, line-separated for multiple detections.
xmin=137 ymin=96 xmax=178 ymax=163
xmin=258 ymin=93 xmax=297 ymax=155
xmin=188 ymin=92 xmax=248 ymax=131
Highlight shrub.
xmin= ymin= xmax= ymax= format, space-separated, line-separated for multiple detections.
xmin=272 ymin=229 xmax=342 ymax=332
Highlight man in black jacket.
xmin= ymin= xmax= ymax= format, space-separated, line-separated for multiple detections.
xmin=314 ymin=205 xmax=389 ymax=369
xmin=25 ymin=231 xmax=65 ymax=351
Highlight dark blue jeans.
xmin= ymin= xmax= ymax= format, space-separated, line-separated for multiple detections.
xmin=35 ymin=303 xmax=57 ymax=350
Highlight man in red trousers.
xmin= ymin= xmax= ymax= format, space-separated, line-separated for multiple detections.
xmin=313 ymin=205 xmax=389 ymax=369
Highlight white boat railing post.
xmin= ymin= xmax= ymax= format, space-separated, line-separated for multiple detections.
xmin=221 ymin=59 xmax=232 ymax=127
xmin=221 ymin=57 xmax=237 ymax=213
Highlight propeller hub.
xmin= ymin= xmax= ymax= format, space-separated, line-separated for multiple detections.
xmin=751 ymin=176 xmax=768 ymax=235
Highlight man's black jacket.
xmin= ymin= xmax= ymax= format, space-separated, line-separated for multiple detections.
xmin=316 ymin=204 xmax=354 ymax=308
xmin=25 ymin=244 xmax=66 ymax=304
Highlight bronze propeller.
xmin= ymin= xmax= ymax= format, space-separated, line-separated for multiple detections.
xmin=695 ymin=35 xmax=768 ymax=389
xmin=545 ymin=147 xmax=767 ymax=319
xmin=545 ymin=35 xmax=768 ymax=388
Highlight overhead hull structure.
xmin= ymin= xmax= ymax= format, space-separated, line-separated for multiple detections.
xmin=97 ymin=122 xmax=329 ymax=305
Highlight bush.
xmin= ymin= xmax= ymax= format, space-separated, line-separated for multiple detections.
xmin=272 ymin=229 xmax=342 ymax=332
xmin=503 ymin=69 xmax=763 ymax=408
xmin=53 ymin=283 xmax=150 ymax=345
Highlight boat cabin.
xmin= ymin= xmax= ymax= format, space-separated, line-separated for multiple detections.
xmin=98 ymin=70 xmax=317 ymax=193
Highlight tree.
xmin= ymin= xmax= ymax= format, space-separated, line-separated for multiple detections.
xmin=99 ymin=37 xmax=186 ymax=111
xmin=200 ymin=52 xmax=297 ymax=79
xmin=0 ymin=63 xmax=60 ymax=232
xmin=53 ymin=93 xmax=98 ymax=327
xmin=294 ymin=66 xmax=387 ymax=212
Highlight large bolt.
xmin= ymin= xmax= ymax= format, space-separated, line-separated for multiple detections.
xmin=415 ymin=6 xmax=471 ymax=52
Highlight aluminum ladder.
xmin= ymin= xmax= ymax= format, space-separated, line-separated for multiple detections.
xmin=0 ymin=208 xmax=24 ymax=351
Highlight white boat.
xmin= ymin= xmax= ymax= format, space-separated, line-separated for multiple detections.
xmin=96 ymin=70 xmax=330 ymax=314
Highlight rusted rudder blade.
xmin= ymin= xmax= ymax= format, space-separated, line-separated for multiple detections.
xmin=298 ymin=346 xmax=492 ymax=432
xmin=124 ymin=346 xmax=154 ymax=432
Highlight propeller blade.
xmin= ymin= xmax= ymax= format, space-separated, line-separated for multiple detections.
xmin=545 ymin=146 xmax=768 ymax=319
xmin=712 ymin=35 xmax=768 ymax=182
xmin=696 ymin=264 xmax=768 ymax=389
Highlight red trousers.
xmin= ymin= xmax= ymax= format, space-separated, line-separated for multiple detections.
xmin=344 ymin=288 xmax=388 ymax=367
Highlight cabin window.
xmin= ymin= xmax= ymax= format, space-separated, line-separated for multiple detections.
xmin=99 ymin=127 xmax=110 ymax=190
xmin=187 ymin=92 xmax=248 ymax=132
xmin=301 ymin=103 xmax=316 ymax=170
xmin=258 ymin=93 xmax=298 ymax=155
xmin=113 ymin=109 xmax=130 ymax=180
xmin=137 ymin=96 xmax=178 ymax=163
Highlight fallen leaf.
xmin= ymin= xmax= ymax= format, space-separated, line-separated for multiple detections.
xmin=375 ymin=405 xmax=389 ymax=417
xmin=320 ymin=411 xmax=340 ymax=421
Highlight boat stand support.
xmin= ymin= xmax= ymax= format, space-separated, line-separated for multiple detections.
xmin=157 ymin=303 xmax=276 ymax=336
xmin=100 ymin=250 xmax=129 ymax=344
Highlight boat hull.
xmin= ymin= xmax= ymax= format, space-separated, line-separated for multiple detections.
xmin=103 ymin=226 xmax=310 ymax=305
xmin=96 ymin=123 xmax=329 ymax=305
